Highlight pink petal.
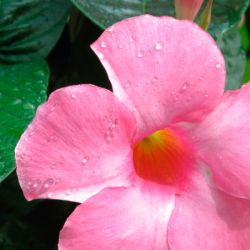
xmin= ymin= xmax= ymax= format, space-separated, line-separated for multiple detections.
xmin=91 ymin=15 xmax=225 ymax=138
xmin=168 ymin=172 xmax=250 ymax=249
xmin=15 ymin=85 xmax=136 ymax=202
xmin=192 ymin=83 xmax=250 ymax=199
xmin=175 ymin=0 xmax=204 ymax=20
xmin=59 ymin=186 xmax=174 ymax=250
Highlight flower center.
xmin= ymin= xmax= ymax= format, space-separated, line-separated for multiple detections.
xmin=133 ymin=128 xmax=192 ymax=185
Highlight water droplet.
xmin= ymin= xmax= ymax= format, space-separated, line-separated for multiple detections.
xmin=152 ymin=77 xmax=158 ymax=83
xmin=197 ymin=42 xmax=201 ymax=47
xmin=81 ymin=156 xmax=89 ymax=166
xmin=125 ymin=81 xmax=131 ymax=88
xmin=51 ymin=164 xmax=56 ymax=170
xmin=146 ymin=51 xmax=151 ymax=56
xmin=137 ymin=52 xmax=143 ymax=58
xmin=71 ymin=94 xmax=76 ymax=99
xmin=154 ymin=62 xmax=159 ymax=67
xmin=130 ymin=37 xmax=134 ymax=42
xmin=118 ymin=44 xmax=123 ymax=49
xmin=216 ymin=63 xmax=221 ymax=69
xmin=33 ymin=183 xmax=38 ymax=188
xmin=95 ymin=156 xmax=100 ymax=162
xmin=66 ymin=189 xmax=71 ymax=195
xmin=179 ymin=82 xmax=190 ymax=93
xmin=44 ymin=178 xmax=54 ymax=188
xmin=178 ymin=67 xmax=182 ymax=71
xmin=155 ymin=41 xmax=164 ymax=51
xmin=55 ymin=178 xmax=61 ymax=184
xmin=100 ymin=41 xmax=107 ymax=48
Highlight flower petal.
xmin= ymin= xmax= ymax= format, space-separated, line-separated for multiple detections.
xmin=91 ymin=15 xmax=225 ymax=137
xmin=192 ymin=83 xmax=250 ymax=199
xmin=168 ymin=172 xmax=250 ymax=250
xmin=59 ymin=186 xmax=174 ymax=250
xmin=16 ymin=85 xmax=136 ymax=202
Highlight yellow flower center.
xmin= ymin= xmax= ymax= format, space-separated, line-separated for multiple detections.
xmin=133 ymin=128 xmax=191 ymax=185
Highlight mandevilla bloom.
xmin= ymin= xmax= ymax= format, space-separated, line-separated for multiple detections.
xmin=175 ymin=0 xmax=204 ymax=20
xmin=15 ymin=15 xmax=250 ymax=249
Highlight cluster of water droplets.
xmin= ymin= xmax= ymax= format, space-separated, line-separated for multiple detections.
xmin=26 ymin=177 xmax=56 ymax=196
xmin=104 ymin=118 xmax=120 ymax=144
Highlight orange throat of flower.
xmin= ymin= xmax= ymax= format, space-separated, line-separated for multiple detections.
xmin=133 ymin=128 xmax=192 ymax=186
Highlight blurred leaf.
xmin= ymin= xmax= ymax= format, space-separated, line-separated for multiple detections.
xmin=0 ymin=0 xmax=71 ymax=63
xmin=217 ymin=27 xmax=246 ymax=90
xmin=0 ymin=60 xmax=48 ymax=182
xmin=208 ymin=0 xmax=250 ymax=39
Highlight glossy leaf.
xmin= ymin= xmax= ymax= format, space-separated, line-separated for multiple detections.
xmin=0 ymin=0 xmax=71 ymax=63
xmin=71 ymin=0 xmax=249 ymax=37
xmin=217 ymin=27 xmax=246 ymax=90
xmin=0 ymin=60 xmax=48 ymax=182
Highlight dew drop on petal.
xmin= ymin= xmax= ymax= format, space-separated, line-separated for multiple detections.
xmin=155 ymin=41 xmax=164 ymax=51
xmin=44 ymin=178 xmax=54 ymax=188
xmin=179 ymin=82 xmax=190 ymax=93
xmin=118 ymin=44 xmax=123 ymax=49
xmin=125 ymin=81 xmax=131 ymax=88
xmin=81 ymin=156 xmax=89 ymax=166
xmin=71 ymin=94 xmax=76 ymax=99
xmin=130 ymin=37 xmax=134 ymax=42
xmin=100 ymin=41 xmax=107 ymax=48
xmin=152 ymin=77 xmax=158 ymax=83
xmin=216 ymin=63 xmax=221 ymax=69
xmin=137 ymin=52 xmax=143 ymax=58
xmin=50 ymin=164 xmax=56 ymax=170
xmin=66 ymin=189 xmax=71 ymax=195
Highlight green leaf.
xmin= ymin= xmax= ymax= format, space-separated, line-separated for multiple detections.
xmin=0 ymin=60 xmax=48 ymax=182
xmin=70 ymin=0 xmax=175 ymax=29
xmin=0 ymin=0 xmax=71 ymax=63
xmin=71 ymin=0 xmax=249 ymax=34
xmin=217 ymin=27 xmax=246 ymax=90
xmin=207 ymin=0 xmax=250 ymax=39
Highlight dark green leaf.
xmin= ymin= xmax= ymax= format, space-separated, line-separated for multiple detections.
xmin=217 ymin=27 xmax=246 ymax=90
xmin=0 ymin=0 xmax=71 ymax=63
xmin=208 ymin=0 xmax=250 ymax=39
xmin=70 ymin=0 xmax=175 ymax=29
xmin=0 ymin=60 xmax=48 ymax=182
xmin=71 ymin=0 xmax=249 ymax=35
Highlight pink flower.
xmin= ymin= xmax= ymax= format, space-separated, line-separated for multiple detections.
xmin=15 ymin=15 xmax=250 ymax=249
xmin=175 ymin=0 xmax=204 ymax=20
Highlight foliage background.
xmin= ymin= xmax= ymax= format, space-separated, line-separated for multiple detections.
xmin=0 ymin=1 xmax=250 ymax=249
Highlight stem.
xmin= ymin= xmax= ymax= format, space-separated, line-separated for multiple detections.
xmin=141 ymin=0 xmax=147 ymax=14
